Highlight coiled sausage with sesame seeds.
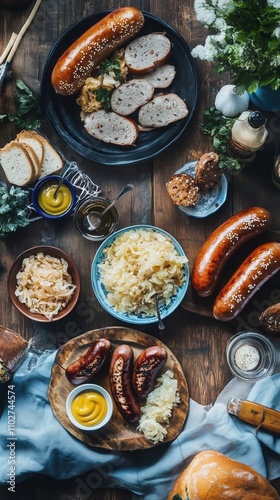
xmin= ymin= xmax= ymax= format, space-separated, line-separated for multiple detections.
xmin=213 ymin=242 xmax=280 ymax=321
xmin=51 ymin=7 xmax=145 ymax=96
xmin=191 ymin=207 xmax=271 ymax=297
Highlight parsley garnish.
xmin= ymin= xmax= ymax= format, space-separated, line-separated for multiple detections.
xmin=0 ymin=80 xmax=43 ymax=130
xmin=201 ymin=107 xmax=242 ymax=171
xmin=94 ymin=87 xmax=114 ymax=112
xmin=98 ymin=58 xmax=124 ymax=82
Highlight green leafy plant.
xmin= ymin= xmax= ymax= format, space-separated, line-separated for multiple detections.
xmin=0 ymin=183 xmax=31 ymax=236
xmin=201 ymin=107 xmax=242 ymax=170
xmin=93 ymin=55 xmax=126 ymax=112
xmin=191 ymin=0 xmax=280 ymax=94
xmin=0 ymin=80 xmax=43 ymax=130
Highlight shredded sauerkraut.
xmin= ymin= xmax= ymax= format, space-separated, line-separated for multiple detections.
xmin=15 ymin=252 xmax=76 ymax=320
xmin=98 ymin=228 xmax=188 ymax=316
xmin=137 ymin=370 xmax=180 ymax=444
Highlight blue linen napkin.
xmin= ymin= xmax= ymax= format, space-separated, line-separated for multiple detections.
xmin=0 ymin=348 xmax=279 ymax=499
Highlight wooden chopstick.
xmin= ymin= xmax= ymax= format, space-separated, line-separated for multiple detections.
xmin=2 ymin=0 xmax=43 ymax=65
xmin=0 ymin=32 xmax=18 ymax=65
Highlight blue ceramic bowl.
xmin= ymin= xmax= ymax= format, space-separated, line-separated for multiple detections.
xmin=32 ymin=175 xmax=77 ymax=219
xmin=91 ymin=225 xmax=189 ymax=324
xmin=175 ymin=161 xmax=228 ymax=218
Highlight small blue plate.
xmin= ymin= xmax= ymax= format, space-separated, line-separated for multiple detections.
xmin=91 ymin=225 xmax=189 ymax=324
xmin=175 ymin=161 xmax=228 ymax=218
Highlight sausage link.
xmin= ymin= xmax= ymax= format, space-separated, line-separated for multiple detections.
xmin=132 ymin=346 xmax=167 ymax=399
xmin=213 ymin=242 xmax=280 ymax=321
xmin=51 ymin=7 xmax=144 ymax=95
xmin=109 ymin=344 xmax=141 ymax=424
xmin=66 ymin=338 xmax=112 ymax=385
xmin=191 ymin=207 xmax=271 ymax=297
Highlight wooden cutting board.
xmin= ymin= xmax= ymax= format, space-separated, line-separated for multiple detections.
xmin=48 ymin=326 xmax=189 ymax=451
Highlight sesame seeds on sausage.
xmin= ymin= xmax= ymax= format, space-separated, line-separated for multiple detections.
xmin=51 ymin=7 xmax=145 ymax=95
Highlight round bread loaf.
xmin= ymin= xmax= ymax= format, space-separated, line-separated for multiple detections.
xmin=259 ymin=302 xmax=280 ymax=333
xmin=168 ymin=450 xmax=280 ymax=500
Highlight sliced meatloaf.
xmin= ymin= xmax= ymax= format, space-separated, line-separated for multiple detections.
xmin=141 ymin=64 xmax=176 ymax=88
xmin=138 ymin=93 xmax=188 ymax=128
xmin=84 ymin=109 xmax=139 ymax=145
xmin=124 ymin=33 xmax=171 ymax=74
xmin=110 ymin=79 xmax=154 ymax=116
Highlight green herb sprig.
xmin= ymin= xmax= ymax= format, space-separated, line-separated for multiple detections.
xmin=94 ymin=56 xmax=125 ymax=112
xmin=0 ymin=80 xmax=43 ymax=130
xmin=201 ymin=107 xmax=242 ymax=170
xmin=0 ymin=183 xmax=31 ymax=236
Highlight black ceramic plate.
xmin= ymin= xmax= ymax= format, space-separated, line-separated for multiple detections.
xmin=41 ymin=11 xmax=199 ymax=166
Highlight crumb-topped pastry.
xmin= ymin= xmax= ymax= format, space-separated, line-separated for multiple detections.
xmin=166 ymin=173 xmax=200 ymax=206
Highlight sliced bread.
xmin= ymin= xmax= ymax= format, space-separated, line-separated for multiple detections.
xmin=84 ymin=109 xmax=139 ymax=145
xmin=141 ymin=64 xmax=176 ymax=88
xmin=37 ymin=135 xmax=63 ymax=178
xmin=16 ymin=129 xmax=63 ymax=179
xmin=138 ymin=93 xmax=189 ymax=128
xmin=0 ymin=141 xmax=35 ymax=186
xmin=16 ymin=130 xmax=44 ymax=168
xmin=110 ymin=79 xmax=154 ymax=116
xmin=124 ymin=33 xmax=171 ymax=75
xmin=17 ymin=142 xmax=41 ymax=180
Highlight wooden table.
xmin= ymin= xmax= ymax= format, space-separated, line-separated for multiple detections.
xmin=0 ymin=1 xmax=279 ymax=499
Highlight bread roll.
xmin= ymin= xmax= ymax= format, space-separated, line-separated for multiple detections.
xmin=0 ymin=326 xmax=28 ymax=383
xmin=168 ymin=450 xmax=280 ymax=500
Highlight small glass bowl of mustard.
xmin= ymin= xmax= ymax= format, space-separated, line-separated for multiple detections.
xmin=32 ymin=175 xmax=77 ymax=219
xmin=66 ymin=383 xmax=113 ymax=431
xmin=74 ymin=196 xmax=119 ymax=241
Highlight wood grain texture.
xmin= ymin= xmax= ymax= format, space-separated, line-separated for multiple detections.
xmin=48 ymin=327 xmax=189 ymax=450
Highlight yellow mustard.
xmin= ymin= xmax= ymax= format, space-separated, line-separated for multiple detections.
xmin=37 ymin=182 xmax=72 ymax=215
xmin=71 ymin=390 xmax=107 ymax=427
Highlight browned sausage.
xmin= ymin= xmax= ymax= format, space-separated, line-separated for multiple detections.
xmin=109 ymin=344 xmax=141 ymax=424
xmin=191 ymin=207 xmax=271 ymax=297
xmin=213 ymin=242 xmax=280 ymax=321
xmin=132 ymin=346 xmax=167 ymax=399
xmin=51 ymin=7 xmax=145 ymax=95
xmin=66 ymin=338 xmax=112 ymax=385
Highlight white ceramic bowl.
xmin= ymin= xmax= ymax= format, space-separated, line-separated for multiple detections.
xmin=91 ymin=225 xmax=189 ymax=324
xmin=66 ymin=384 xmax=113 ymax=431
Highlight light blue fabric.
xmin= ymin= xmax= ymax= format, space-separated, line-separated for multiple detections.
xmin=0 ymin=349 xmax=279 ymax=499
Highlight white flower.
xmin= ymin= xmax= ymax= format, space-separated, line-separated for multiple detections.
xmin=194 ymin=0 xmax=217 ymax=26
xmin=191 ymin=33 xmax=226 ymax=61
xmin=267 ymin=0 xmax=280 ymax=8
xmin=270 ymin=55 xmax=280 ymax=67
xmin=273 ymin=27 xmax=280 ymax=39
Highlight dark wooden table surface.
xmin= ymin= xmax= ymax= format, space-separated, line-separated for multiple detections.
xmin=0 ymin=1 xmax=279 ymax=499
